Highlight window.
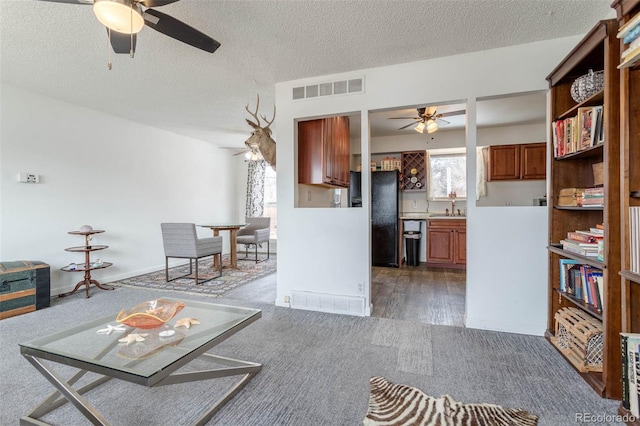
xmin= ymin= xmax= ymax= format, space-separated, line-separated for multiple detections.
xmin=263 ymin=166 xmax=277 ymax=239
xmin=428 ymin=149 xmax=466 ymax=199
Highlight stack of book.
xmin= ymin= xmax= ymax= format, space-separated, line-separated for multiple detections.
xmin=620 ymin=333 xmax=640 ymax=418
xmin=581 ymin=187 xmax=605 ymax=207
xmin=631 ymin=207 xmax=640 ymax=274
xmin=561 ymin=226 xmax=603 ymax=258
xmin=557 ymin=187 xmax=585 ymax=207
xmin=552 ymin=105 xmax=604 ymax=157
xmin=559 ymin=259 xmax=603 ymax=310
xmin=618 ymin=11 xmax=640 ymax=69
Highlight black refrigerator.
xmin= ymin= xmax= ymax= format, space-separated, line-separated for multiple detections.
xmin=349 ymin=170 xmax=399 ymax=267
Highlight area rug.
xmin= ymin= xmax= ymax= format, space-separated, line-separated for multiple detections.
xmin=363 ymin=377 xmax=538 ymax=426
xmin=108 ymin=254 xmax=276 ymax=297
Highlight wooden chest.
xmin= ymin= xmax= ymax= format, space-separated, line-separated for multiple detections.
xmin=0 ymin=261 xmax=50 ymax=320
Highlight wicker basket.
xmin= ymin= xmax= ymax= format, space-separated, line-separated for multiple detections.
xmin=570 ymin=69 xmax=604 ymax=103
xmin=551 ymin=307 xmax=603 ymax=372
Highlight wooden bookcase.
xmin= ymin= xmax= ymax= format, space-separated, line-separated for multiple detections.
xmin=546 ymin=19 xmax=622 ymax=399
xmin=612 ymin=0 xmax=640 ymax=423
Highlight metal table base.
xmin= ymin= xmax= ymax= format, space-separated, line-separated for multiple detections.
xmin=21 ymin=353 xmax=262 ymax=426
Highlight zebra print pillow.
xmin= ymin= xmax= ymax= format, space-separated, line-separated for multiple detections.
xmin=364 ymin=376 xmax=538 ymax=426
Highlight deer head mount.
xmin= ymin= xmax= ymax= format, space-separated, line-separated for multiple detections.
xmin=245 ymin=95 xmax=276 ymax=171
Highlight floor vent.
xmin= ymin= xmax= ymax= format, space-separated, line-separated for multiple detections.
xmin=291 ymin=290 xmax=366 ymax=316
xmin=292 ymin=77 xmax=364 ymax=100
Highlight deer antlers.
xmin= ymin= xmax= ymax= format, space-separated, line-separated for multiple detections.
xmin=245 ymin=95 xmax=276 ymax=130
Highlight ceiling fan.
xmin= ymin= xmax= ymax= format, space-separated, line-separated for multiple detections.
xmin=389 ymin=106 xmax=465 ymax=134
xmin=41 ymin=0 xmax=220 ymax=60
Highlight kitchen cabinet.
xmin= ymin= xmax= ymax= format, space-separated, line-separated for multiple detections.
xmin=487 ymin=142 xmax=546 ymax=181
xmin=298 ymin=116 xmax=350 ymax=187
xmin=426 ymin=219 xmax=466 ymax=269
xmin=520 ymin=142 xmax=546 ymax=179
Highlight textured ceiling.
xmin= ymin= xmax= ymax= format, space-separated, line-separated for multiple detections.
xmin=0 ymin=0 xmax=615 ymax=147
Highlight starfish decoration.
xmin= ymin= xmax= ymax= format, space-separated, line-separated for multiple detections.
xmin=97 ymin=324 xmax=126 ymax=335
xmin=174 ymin=317 xmax=200 ymax=329
xmin=118 ymin=333 xmax=148 ymax=345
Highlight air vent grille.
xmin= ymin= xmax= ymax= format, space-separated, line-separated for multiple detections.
xmin=292 ymin=77 xmax=364 ymax=100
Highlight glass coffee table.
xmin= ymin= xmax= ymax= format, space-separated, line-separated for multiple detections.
xmin=19 ymin=298 xmax=262 ymax=426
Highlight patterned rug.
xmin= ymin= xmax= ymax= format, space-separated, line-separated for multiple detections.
xmin=108 ymin=254 xmax=276 ymax=297
xmin=364 ymin=377 xmax=538 ymax=426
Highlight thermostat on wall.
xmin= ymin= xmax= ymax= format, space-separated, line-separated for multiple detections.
xmin=17 ymin=172 xmax=40 ymax=183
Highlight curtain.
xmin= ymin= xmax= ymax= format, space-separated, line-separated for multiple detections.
xmin=245 ymin=160 xmax=266 ymax=218
xmin=425 ymin=151 xmax=433 ymax=200
xmin=476 ymin=147 xmax=488 ymax=200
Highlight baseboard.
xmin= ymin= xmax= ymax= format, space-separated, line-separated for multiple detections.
xmin=290 ymin=290 xmax=366 ymax=316
xmin=464 ymin=316 xmax=545 ymax=336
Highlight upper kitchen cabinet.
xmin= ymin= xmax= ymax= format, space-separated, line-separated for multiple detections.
xmin=298 ymin=116 xmax=350 ymax=188
xmin=487 ymin=142 xmax=546 ymax=181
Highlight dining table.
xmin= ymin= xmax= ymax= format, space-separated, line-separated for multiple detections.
xmin=198 ymin=223 xmax=246 ymax=269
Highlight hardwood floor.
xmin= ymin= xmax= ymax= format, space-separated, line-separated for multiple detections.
xmin=371 ymin=265 xmax=466 ymax=327
xmin=222 ymin=261 xmax=466 ymax=327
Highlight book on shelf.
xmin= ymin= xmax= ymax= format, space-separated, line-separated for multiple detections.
xmin=618 ymin=10 xmax=640 ymax=39
xmin=551 ymin=106 xmax=604 ymax=158
xmin=567 ymin=231 xmax=601 ymax=243
xmin=557 ymin=187 xmax=585 ymax=207
xmin=578 ymin=107 xmax=593 ymax=150
xmin=560 ymin=239 xmax=599 ymax=257
xmin=620 ymin=333 xmax=640 ymax=418
xmin=631 ymin=207 xmax=640 ymax=274
xmin=622 ymin=23 xmax=640 ymax=44
xmin=622 ymin=37 xmax=640 ymax=59
xmin=559 ymin=258 xmax=580 ymax=292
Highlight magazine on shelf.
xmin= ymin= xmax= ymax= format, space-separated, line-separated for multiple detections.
xmin=631 ymin=207 xmax=640 ymax=274
xmin=620 ymin=333 xmax=640 ymax=415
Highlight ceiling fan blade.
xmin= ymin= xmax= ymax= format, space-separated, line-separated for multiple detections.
xmin=107 ymin=29 xmax=137 ymax=54
xmin=389 ymin=116 xmax=421 ymax=120
xmin=138 ymin=0 xmax=180 ymax=7
xmin=398 ymin=121 xmax=420 ymax=130
xmin=142 ymin=9 xmax=221 ymax=53
xmin=37 ymin=0 xmax=93 ymax=4
xmin=438 ymin=109 xmax=466 ymax=118
xmin=436 ymin=118 xmax=450 ymax=126
xmin=233 ymin=150 xmax=250 ymax=156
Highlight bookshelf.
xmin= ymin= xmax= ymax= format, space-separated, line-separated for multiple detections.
xmin=546 ymin=19 xmax=622 ymax=399
xmin=612 ymin=0 xmax=640 ymax=423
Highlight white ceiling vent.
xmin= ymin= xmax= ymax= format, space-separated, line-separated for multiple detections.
xmin=292 ymin=77 xmax=364 ymax=100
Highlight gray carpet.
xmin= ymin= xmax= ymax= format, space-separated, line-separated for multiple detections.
xmin=0 ymin=284 xmax=623 ymax=426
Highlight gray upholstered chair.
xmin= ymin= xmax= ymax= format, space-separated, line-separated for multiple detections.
xmin=236 ymin=217 xmax=271 ymax=263
xmin=160 ymin=223 xmax=223 ymax=284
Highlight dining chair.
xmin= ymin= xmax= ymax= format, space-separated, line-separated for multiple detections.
xmin=236 ymin=217 xmax=271 ymax=263
xmin=160 ymin=223 xmax=223 ymax=284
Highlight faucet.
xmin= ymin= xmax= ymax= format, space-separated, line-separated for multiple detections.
xmin=451 ymin=199 xmax=456 ymax=215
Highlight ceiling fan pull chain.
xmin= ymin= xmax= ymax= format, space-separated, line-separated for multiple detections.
xmin=130 ymin=4 xmax=135 ymax=58
xmin=107 ymin=28 xmax=113 ymax=70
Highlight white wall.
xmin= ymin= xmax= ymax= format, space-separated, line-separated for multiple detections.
xmin=275 ymin=36 xmax=580 ymax=333
xmin=1 ymin=85 xmax=242 ymax=295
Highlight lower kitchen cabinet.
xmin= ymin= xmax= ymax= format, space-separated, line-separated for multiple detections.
xmin=426 ymin=219 xmax=466 ymax=269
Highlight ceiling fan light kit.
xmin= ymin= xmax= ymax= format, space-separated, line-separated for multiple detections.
xmin=426 ymin=119 xmax=438 ymax=133
xmin=93 ymin=0 xmax=144 ymax=34
xmin=389 ymin=106 xmax=464 ymax=134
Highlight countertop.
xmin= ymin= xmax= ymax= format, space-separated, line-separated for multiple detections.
xmin=399 ymin=213 xmax=466 ymax=220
